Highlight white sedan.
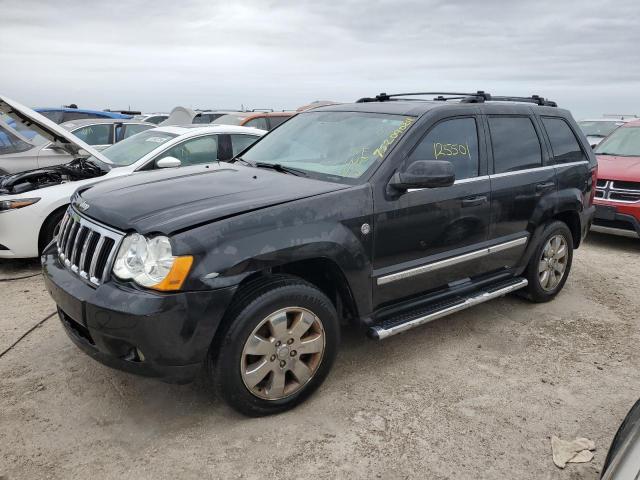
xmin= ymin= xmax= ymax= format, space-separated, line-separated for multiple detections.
xmin=0 ymin=95 xmax=265 ymax=258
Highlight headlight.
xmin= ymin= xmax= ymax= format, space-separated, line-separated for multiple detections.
xmin=112 ymin=233 xmax=193 ymax=291
xmin=0 ymin=198 xmax=40 ymax=212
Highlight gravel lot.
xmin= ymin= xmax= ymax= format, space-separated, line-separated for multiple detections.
xmin=1 ymin=232 xmax=639 ymax=480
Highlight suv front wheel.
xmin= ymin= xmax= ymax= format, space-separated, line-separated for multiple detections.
xmin=208 ymin=275 xmax=340 ymax=416
xmin=522 ymin=220 xmax=574 ymax=302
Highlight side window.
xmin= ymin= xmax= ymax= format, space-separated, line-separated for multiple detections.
xmin=244 ymin=117 xmax=269 ymax=130
xmin=408 ymin=117 xmax=479 ymax=181
xmin=158 ymin=135 xmax=218 ymax=166
xmin=123 ymin=123 xmax=154 ymax=139
xmin=230 ymin=134 xmax=259 ymax=156
xmin=541 ymin=117 xmax=586 ymax=164
xmin=268 ymin=116 xmax=289 ymax=129
xmin=488 ymin=116 xmax=542 ymax=173
xmin=72 ymin=124 xmax=112 ymax=145
xmin=63 ymin=112 xmax=94 ymax=122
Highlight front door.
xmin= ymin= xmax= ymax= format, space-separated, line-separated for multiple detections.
xmin=372 ymin=114 xmax=491 ymax=307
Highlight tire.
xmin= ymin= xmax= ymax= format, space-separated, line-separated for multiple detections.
xmin=521 ymin=220 xmax=573 ymax=303
xmin=39 ymin=208 xmax=66 ymax=254
xmin=208 ymin=275 xmax=340 ymax=416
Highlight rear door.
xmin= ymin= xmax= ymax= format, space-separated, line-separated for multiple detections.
xmin=483 ymin=113 xmax=556 ymax=272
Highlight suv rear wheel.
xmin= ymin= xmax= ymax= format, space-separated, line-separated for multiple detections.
xmin=522 ymin=221 xmax=574 ymax=302
xmin=208 ymin=275 xmax=339 ymax=416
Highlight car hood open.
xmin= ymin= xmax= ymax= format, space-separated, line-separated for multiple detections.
xmin=0 ymin=95 xmax=111 ymax=163
xmin=76 ymin=162 xmax=349 ymax=234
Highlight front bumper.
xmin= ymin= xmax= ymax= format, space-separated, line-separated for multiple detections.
xmin=42 ymin=246 xmax=237 ymax=383
xmin=591 ymin=202 xmax=640 ymax=239
xmin=0 ymin=206 xmax=41 ymax=258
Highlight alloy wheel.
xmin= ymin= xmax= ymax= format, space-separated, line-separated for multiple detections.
xmin=240 ymin=307 xmax=325 ymax=400
xmin=538 ymin=234 xmax=569 ymax=291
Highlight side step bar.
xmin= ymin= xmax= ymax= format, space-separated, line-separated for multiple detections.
xmin=369 ymin=278 xmax=528 ymax=340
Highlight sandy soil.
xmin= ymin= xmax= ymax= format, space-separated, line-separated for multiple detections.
xmin=1 ymin=232 xmax=639 ymax=480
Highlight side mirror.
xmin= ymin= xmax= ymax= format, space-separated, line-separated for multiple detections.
xmin=156 ymin=156 xmax=182 ymax=168
xmin=390 ymin=160 xmax=455 ymax=192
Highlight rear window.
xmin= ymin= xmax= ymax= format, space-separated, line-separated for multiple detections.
xmin=541 ymin=117 xmax=586 ymax=164
xmin=268 ymin=116 xmax=290 ymax=129
xmin=488 ymin=116 xmax=542 ymax=173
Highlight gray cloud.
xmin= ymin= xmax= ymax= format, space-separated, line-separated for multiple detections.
xmin=1 ymin=0 xmax=639 ymax=118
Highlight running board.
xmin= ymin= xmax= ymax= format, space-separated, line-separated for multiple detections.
xmin=369 ymin=278 xmax=528 ymax=340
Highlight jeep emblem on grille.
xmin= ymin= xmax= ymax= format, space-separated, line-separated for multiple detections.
xmin=77 ymin=200 xmax=90 ymax=211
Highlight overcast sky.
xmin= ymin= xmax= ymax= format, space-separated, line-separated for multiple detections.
xmin=1 ymin=0 xmax=639 ymax=118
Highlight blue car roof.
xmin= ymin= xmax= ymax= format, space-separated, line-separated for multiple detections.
xmin=35 ymin=108 xmax=132 ymax=119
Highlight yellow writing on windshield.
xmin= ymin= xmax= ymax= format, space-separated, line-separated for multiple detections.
xmin=373 ymin=117 xmax=415 ymax=159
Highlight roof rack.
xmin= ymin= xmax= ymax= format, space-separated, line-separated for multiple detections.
xmin=356 ymin=91 xmax=557 ymax=107
xmin=104 ymin=109 xmax=142 ymax=115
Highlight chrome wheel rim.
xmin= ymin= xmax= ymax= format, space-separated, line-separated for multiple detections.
xmin=538 ymin=234 xmax=568 ymax=291
xmin=240 ymin=307 xmax=325 ymax=401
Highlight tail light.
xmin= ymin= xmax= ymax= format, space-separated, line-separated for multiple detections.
xmin=589 ymin=165 xmax=598 ymax=206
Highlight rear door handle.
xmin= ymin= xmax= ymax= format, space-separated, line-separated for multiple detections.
xmin=535 ymin=181 xmax=555 ymax=193
xmin=461 ymin=195 xmax=488 ymax=207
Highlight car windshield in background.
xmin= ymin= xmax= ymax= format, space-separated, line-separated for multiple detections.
xmin=212 ymin=114 xmax=246 ymax=126
xmin=595 ymin=127 xmax=640 ymax=157
xmin=95 ymin=130 xmax=178 ymax=166
xmin=241 ymin=111 xmax=416 ymax=183
xmin=578 ymin=120 xmax=622 ymax=137
xmin=0 ymin=123 xmax=33 ymax=155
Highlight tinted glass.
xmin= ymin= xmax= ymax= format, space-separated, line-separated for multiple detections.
xmin=72 ymin=124 xmax=112 ymax=145
xmin=244 ymin=117 xmax=269 ymax=130
xmin=39 ymin=111 xmax=64 ymax=123
xmin=595 ymin=126 xmax=640 ymax=156
xmin=100 ymin=130 xmax=177 ymax=166
xmin=123 ymin=123 xmax=154 ymax=139
xmin=268 ymin=116 xmax=290 ymax=129
xmin=409 ymin=117 xmax=479 ymax=180
xmin=242 ymin=111 xmax=415 ymax=182
xmin=230 ymin=134 xmax=260 ymax=156
xmin=489 ymin=116 xmax=542 ymax=173
xmin=63 ymin=111 xmax=95 ymax=122
xmin=158 ymin=135 xmax=218 ymax=166
xmin=542 ymin=117 xmax=586 ymax=164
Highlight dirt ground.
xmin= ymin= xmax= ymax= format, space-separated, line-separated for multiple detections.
xmin=1 ymin=232 xmax=639 ymax=480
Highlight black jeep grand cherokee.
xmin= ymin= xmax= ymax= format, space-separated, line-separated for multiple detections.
xmin=42 ymin=91 xmax=597 ymax=416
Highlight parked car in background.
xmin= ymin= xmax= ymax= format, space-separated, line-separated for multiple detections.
xmin=134 ymin=113 xmax=169 ymax=125
xmin=592 ymin=120 xmax=640 ymax=239
xmin=601 ymin=399 xmax=640 ymax=480
xmin=41 ymin=90 xmax=596 ymax=416
xmin=0 ymin=94 xmax=266 ymax=258
xmin=578 ymin=116 xmax=637 ymax=147
xmin=0 ymin=118 xmax=155 ymax=174
xmin=213 ymin=111 xmax=295 ymax=130
xmin=159 ymin=107 xmax=241 ymax=126
xmin=36 ymin=107 xmax=133 ymax=123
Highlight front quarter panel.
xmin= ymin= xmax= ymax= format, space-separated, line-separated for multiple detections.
xmin=171 ymin=184 xmax=375 ymax=315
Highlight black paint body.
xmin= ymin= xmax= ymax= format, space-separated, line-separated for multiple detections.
xmin=42 ymin=100 xmax=597 ymax=382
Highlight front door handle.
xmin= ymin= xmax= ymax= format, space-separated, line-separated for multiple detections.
xmin=461 ymin=195 xmax=488 ymax=207
xmin=535 ymin=181 xmax=555 ymax=193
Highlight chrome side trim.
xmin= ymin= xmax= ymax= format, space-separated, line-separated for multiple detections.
xmin=376 ymin=236 xmax=528 ymax=285
xmin=591 ymin=225 xmax=639 ymax=239
xmin=552 ymin=160 xmax=590 ymax=168
xmin=372 ymin=278 xmax=529 ymax=340
xmin=491 ymin=165 xmax=555 ymax=178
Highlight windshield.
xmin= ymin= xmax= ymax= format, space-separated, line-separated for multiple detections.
xmin=578 ymin=120 xmax=622 ymax=137
xmin=241 ymin=111 xmax=416 ymax=182
xmin=93 ymin=129 xmax=177 ymax=167
xmin=594 ymin=126 xmax=640 ymax=157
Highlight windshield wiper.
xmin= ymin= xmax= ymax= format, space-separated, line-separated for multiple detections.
xmin=254 ymin=162 xmax=308 ymax=177
xmin=232 ymin=156 xmax=254 ymax=167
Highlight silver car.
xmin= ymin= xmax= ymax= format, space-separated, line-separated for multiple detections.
xmin=0 ymin=117 xmax=154 ymax=174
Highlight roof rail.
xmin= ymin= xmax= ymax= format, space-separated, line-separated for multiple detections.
xmin=356 ymin=91 xmax=557 ymax=107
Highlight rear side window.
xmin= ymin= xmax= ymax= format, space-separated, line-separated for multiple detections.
xmin=244 ymin=117 xmax=269 ymax=130
xmin=489 ymin=116 xmax=542 ymax=173
xmin=123 ymin=123 xmax=154 ymax=139
xmin=541 ymin=117 xmax=586 ymax=164
xmin=268 ymin=116 xmax=289 ymax=129
xmin=408 ymin=117 xmax=479 ymax=181
xmin=158 ymin=135 xmax=219 ymax=166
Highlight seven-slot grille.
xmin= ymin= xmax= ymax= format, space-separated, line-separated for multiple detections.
xmin=56 ymin=207 xmax=124 ymax=286
xmin=595 ymin=179 xmax=640 ymax=203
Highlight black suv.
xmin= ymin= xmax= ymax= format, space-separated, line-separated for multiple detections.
xmin=42 ymin=91 xmax=597 ymax=416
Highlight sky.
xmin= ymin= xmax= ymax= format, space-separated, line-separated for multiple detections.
xmin=1 ymin=0 xmax=639 ymax=119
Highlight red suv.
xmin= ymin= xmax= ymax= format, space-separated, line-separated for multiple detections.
xmin=592 ymin=120 xmax=640 ymax=238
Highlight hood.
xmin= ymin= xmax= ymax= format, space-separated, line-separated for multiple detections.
xmin=159 ymin=106 xmax=197 ymax=126
xmin=0 ymin=95 xmax=110 ymax=163
xmin=76 ymin=162 xmax=349 ymax=234
xmin=596 ymin=155 xmax=640 ymax=182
